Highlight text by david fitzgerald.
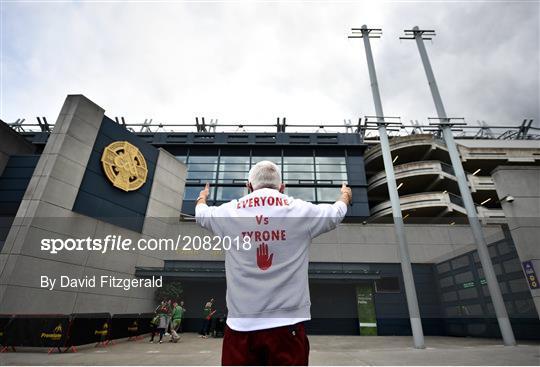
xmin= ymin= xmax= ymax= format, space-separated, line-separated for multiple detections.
xmin=40 ymin=275 xmax=162 ymax=291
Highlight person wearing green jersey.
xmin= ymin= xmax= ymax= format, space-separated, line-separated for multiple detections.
xmin=169 ymin=301 xmax=184 ymax=342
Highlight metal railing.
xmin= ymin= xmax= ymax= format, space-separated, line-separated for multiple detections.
xmin=3 ymin=117 xmax=538 ymax=140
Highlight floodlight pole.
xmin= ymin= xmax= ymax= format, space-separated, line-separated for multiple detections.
xmin=350 ymin=25 xmax=425 ymax=349
xmin=402 ymin=26 xmax=516 ymax=346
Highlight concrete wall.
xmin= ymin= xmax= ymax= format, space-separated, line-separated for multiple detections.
xmin=0 ymin=94 xmax=518 ymax=317
xmin=492 ymin=165 xmax=540 ymax=317
xmin=166 ymin=220 xmax=505 ymax=265
xmin=0 ymin=119 xmax=36 ymax=175
xmin=0 ymin=95 xmax=187 ymax=314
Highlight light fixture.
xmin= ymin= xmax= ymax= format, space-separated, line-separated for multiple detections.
xmin=392 ymin=155 xmax=399 ymax=163
xmin=480 ymin=198 xmax=491 ymax=205
xmin=472 ymin=169 xmax=481 ymax=176
xmin=397 ymin=182 xmax=404 ymax=190
xmin=500 ymin=195 xmax=515 ymax=203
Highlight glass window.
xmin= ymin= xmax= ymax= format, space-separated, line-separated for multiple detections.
xmin=283 ymin=164 xmax=314 ymax=172
xmin=317 ymin=187 xmax=340 ymax=202
xmin=460 ymin=304 xmax=482 ymax=316
xmin=286 ymin=187 xmax=315 ymax=201
xmin=251 ymin=157 xmax=281 ymax=166
xmin=219 ymin=156 xmax=250 ymax=184
xmin=188 ymin=156 xmax=218 ymax=164
xmin=442 ymin=291 xmax=458 ymax=302
xmin=454 ymin=271 xmax=474 ymax=284
xmin=502 ymin=259 xmax=522 ymax=274
xmin=220 ymin=156 xmax=250 ymax=164
xmin=508 ymin=278 xmax=529 ymax=293
xmin=316 ymin=171 xmax=347 ymax=182
xmin=219 ymin=163 xmax=250 ymax=172
xmin=439 ymin=276 xmax=454 ymax=288
xmin=437 ymin=262 xmax=451 ymax=274
xmin=218 ymin=171 xmax=248 ymax=183
xmin=315 ymin=157 xmax=346 ymax=165
xmin=283 ymin=156 xmax=313 ymax=164
xmin=316 ymin=164 xmax=347 ymax=173
xmin=488 ymin=245 xmax=498 ymax=258
xmin=451 ymin=256 xmax=470 ymax=270
xmin=184 ymin=186 xmax=214 ymax=200
xmin=497 ymin=242 xmax=513 ymax=255
xmin=375 ymin=277 xmax=400 ymax=293
xmin=458 ymin=287 xmax=478 ymax=300
xmin=188 ymin=162 xmax=217 ymax=172
xmin=216 ymin=186 xmax=247 ymax=201
xmin=176 ymin=156 xmax=187 ymax=163
xmin=187 ymin=171 xmax=216 ymax=182
xmin=283 ymin=172 xmax=315 ymax=182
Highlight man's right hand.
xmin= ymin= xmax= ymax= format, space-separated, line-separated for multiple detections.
xmin=339 ymin=183 xmax=352 ymax=205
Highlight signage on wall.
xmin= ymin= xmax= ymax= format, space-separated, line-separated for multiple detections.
xmin=101 ymin=141 xmax=148 ymax=192
xmin=461 ymin=279 xmax=486 ymax=289
xmin=356 ymin=284 xmax=377 ymax=336
xmin=522 ymin=261 xmax=538 ymax=289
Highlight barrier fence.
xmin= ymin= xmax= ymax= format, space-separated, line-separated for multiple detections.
xmin=0 ymin=313 xmax=153 ymax=353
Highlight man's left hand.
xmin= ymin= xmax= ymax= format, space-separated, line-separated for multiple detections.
xmin=197 ymin=183 xmax=210 ymax=205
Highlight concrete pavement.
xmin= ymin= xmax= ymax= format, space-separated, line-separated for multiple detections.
xmin=1 ymin=333 xmax=539 ymax=365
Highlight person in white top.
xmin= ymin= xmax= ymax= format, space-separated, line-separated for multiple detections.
xmin=195 ymin=160 xmax=352 ymax=366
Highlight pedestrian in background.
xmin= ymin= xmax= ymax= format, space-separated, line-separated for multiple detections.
xmin=178 ymin=301 xmax=186 ymax=334
xmin=199 ymin=298 xmax=216 ymax=338
xmin=150 ymin=300 xmax=168 ymax=344
xmin=155 ymin=301 xmax=170 ymax=344
xmin=169 ymin=300 xmax=183 ymax=342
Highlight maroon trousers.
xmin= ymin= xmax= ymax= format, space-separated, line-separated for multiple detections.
xmin=222 ymin=322 xmax=309 ymax=366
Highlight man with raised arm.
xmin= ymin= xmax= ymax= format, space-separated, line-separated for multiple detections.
xmin=195 ymin=160 xmax=352 ymax=366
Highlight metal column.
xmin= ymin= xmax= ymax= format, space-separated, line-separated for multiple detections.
xmin=349 ymin=25 xmax=425 ymax=349
xmin=401 ymin=26 xmax=516 ymax=346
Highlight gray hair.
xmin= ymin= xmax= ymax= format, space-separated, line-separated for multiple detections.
xmin=248 ymin=160 xmax=281 ymax=190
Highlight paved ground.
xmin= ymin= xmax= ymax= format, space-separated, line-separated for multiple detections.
xmin=1 ymin=333 xmax=539 ymax=365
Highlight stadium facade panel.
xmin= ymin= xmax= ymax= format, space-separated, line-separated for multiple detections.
xmin=0 ymin=95 xmax=538 ymax=338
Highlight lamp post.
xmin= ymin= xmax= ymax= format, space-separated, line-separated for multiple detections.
xmin=400 ymin=26 xmax=516 ymax=346
xmin=349 ymin=25 xmax=425 ymax=349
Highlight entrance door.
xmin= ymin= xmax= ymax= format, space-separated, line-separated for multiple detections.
xmin=307 ymin=281 xmax=359 ymax=335
xmin=356 ymin=283 xmax=378 ymax=335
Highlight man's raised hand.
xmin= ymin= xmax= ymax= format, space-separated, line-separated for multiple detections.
xmin=340 ymin=183 xmax=352 ymax=205
xmin=196 ymin=183 xmax=210 ymax=204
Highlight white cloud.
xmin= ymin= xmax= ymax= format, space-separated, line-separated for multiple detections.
xmin=1 ymin=1 xmax=538 ymax=132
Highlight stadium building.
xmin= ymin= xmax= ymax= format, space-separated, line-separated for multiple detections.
xmin=0 ymin=95 xmax=539 ymax=339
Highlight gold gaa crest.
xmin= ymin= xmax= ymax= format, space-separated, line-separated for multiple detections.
xmin=101 ymin=141 xmax=148 ymax=192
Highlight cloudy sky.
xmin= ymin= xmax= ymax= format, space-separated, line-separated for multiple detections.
xmin=2 ymin=1 xmax=538 ymax=133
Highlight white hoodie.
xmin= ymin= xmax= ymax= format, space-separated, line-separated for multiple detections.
xmin=195 ymin=187 xmax=347 ymax=331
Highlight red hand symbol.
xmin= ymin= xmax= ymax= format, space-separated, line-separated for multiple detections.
xmin=256 ymin=243 xmax=273 ymax=271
